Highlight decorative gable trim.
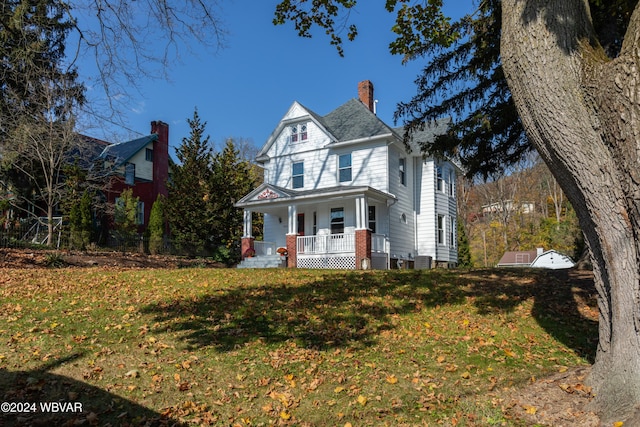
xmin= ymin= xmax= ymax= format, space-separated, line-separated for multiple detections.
xmin=235 ymin=183 xmax=295 ymax=207
xmin=257 ymin=188 xmax=280 ymax=200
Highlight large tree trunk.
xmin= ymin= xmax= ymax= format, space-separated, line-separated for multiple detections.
xmin=501 ymin=0 xmax=640 ymax=423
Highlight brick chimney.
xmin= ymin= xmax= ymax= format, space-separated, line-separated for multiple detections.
xmin=358 ymin=80 xmax=375 ymax=113
xmin=151 ymin=121 xmax=169 ymax=198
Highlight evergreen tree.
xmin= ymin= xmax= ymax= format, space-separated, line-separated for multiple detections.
xmin=166 ymin=108 xmax=214 ymax=256
xmin=0 ymin=0 xmax=85 ymax=245
xmin=210 ymin=138 xmax=257 ymax=263
xmin=113 ymin=188 xmax=139 ymax=251
xmin=147 ymin=194 xmax=166 ymax=255
xmin=69 ymin=190 xmax=93 ymax=250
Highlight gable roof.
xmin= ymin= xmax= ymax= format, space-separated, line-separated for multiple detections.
xmin=257 ymin=98 xmax=399 ymax=159
xmin=99 ymin=134 xmax=158 ymax=166
xmin=321 ymin=99 xmax=397 ymax=142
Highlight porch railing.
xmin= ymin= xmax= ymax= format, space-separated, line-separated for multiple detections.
xmin=254 ymin=240 xmax=277 ymax=256
xmin=298 ymin=233 xmax=355 ymax=254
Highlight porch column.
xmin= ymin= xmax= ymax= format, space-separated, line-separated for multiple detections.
xmin=286 ymin=205 xmax=298 ymax=268
xmin=243 ymin=209 xmax=252 ymax=238
xmin=355 ymin=196 xmax=368 ymax=230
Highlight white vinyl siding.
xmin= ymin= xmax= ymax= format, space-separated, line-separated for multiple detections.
xmin=387 ymin=145 xmax=415 ymax=258
xmin=415 ymin=158 xmax=458 ymax=264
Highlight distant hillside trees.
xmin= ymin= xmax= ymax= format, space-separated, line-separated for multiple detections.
xmin=462 ymin=157 xmax=582 ymax=267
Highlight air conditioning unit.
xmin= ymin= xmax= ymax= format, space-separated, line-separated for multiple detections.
xmin=414 ymin=256 xmax=432 ymax=270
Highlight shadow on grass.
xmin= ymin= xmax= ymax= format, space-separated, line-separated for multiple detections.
xmin=0 ymin=354 xmax=184 ymax=427
xmin=140 ymin=268 xmax=598 ymax=361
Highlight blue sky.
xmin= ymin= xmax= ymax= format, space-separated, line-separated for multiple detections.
xmin=84 ymin=2 xmax=472 ymax=155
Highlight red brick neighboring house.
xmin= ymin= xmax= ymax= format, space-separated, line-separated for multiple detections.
xmin=100 ymin=121 xmax=170 ymax=232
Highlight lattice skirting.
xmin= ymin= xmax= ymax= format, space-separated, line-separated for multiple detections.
xmin=297 ymin=255 xmax=356 ymax=269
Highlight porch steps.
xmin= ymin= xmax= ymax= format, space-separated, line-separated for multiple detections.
xmin=236 ymin=255 xmax=285 ymax=269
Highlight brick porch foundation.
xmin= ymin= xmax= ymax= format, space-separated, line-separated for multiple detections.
xmin=355 ymin=229 xmax=372 ymax=270
xmin=286 ymin=234 xmax=297 ymax=268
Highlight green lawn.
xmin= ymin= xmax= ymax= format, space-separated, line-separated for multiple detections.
xmin=0 ymin=267 xmax=597 ymax=426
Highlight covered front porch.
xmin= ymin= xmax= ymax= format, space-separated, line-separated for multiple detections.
xmin=236 ymin=184 xmax=394 ymax=269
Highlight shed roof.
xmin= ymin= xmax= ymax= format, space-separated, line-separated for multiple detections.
xmin=497 ymin=250 xmax=539 ymax=266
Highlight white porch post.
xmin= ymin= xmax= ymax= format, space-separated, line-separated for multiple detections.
xmin=287 ymin=205 xmax=298 ymax=235
xmin=355 ymin=196 xmax=368 ymax=230
xmin=243 ymin=209 xmax=252 ymax=238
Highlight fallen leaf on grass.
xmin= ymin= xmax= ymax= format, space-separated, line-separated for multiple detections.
xmin=280 ymin=410 xmax=291 ymax=420
xmin=357 ymin=395 xmax=367 ymax=406
xmin=386 ymin=375 xmax=398 ymax=384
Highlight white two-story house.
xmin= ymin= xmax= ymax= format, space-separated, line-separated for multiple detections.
xmin=236 ymin=81 xmax=460 ymax=269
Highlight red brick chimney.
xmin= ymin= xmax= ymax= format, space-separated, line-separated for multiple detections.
xmin=358 ymin=80 xmax=375 ymax=113
xmin=151 ymin=121 xmax=169 ymax=198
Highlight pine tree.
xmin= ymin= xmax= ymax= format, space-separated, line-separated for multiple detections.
xmin=166 ymin=108 xmax=214 ymax=256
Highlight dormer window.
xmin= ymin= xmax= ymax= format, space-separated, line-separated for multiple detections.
xmin=290 ymin=123 xmax=308 ymax=143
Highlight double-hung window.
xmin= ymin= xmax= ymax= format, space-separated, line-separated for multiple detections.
xmin=437 ymin=214 xmax=445 ymax=245
xmin=292 ymin=161 xmax=304 ymax=189
xmin=338 ymin=153 xmax=352 ymax=183
xmin=290 ymin=123 xmax=308 ymax=143
xmin=399 ymin=158 xmax=406 ymax=186
xmin=331 ymin=207 xmax=345 ymax=234
xmin=436 ymin=166 xmax=444 ymax=192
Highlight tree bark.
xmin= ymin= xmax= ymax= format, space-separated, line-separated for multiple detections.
xmin=501 ymin=0 xmax=640 ymax=422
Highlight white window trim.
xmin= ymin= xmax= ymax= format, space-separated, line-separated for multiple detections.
xmin=437 ymin=214 xmax=445 ymax=245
